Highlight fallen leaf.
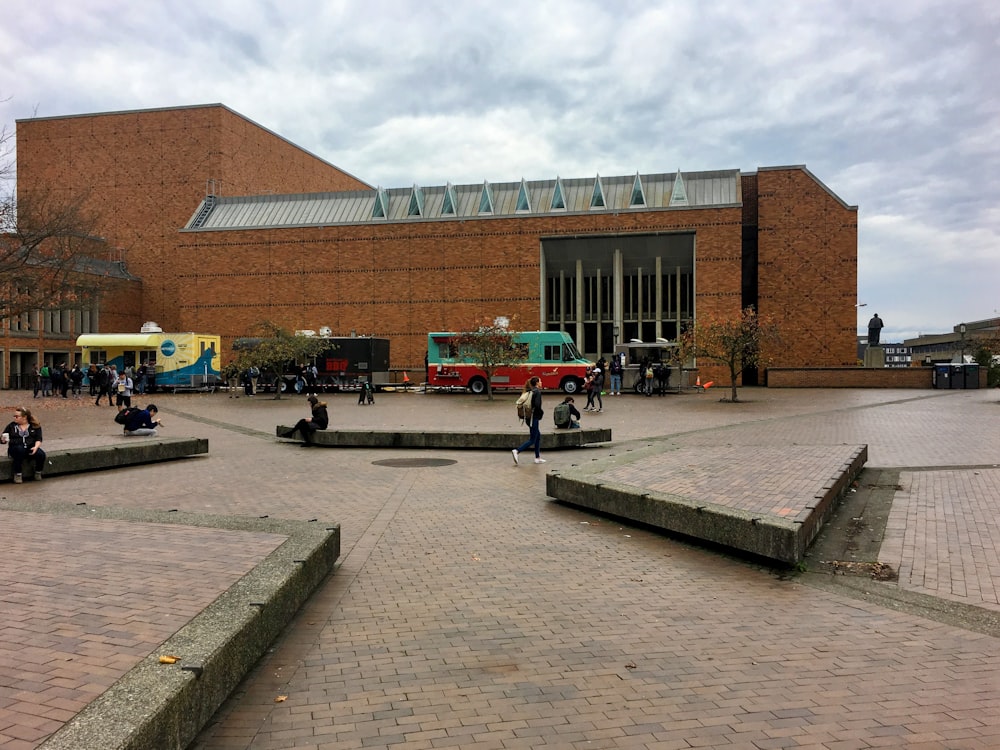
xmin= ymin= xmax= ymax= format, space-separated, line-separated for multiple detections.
xmin=158 ymin=655 xmax=178 ymax=664
xmin=275 ymin=695 xmax=288 ymax=703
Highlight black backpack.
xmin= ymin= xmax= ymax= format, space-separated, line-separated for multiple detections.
xmin=114 ymin=407 xmax=137 ymax=425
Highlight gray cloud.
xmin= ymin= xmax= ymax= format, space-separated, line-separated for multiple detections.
xmin=3 ymin=0 xmax=997 ymax=339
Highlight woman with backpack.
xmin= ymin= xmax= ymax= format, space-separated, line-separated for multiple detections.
xmin=512 ymin=377 xmax=545 ymax=465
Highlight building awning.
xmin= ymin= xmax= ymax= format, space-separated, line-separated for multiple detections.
xmin=76 ymin=334 xmax=162 ymax=348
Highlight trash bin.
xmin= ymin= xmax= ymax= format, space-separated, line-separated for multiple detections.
xmin=949 ymin=364 xmax=965 ymax=389
xmin=963 ymin=363 xmax=981 ymax=389
xmin=932 ymin=364 xmax=951 ymax=389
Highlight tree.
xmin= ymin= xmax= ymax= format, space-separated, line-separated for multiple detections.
xmin=452 ymin=316 xmax=527 ymax=400
xmin=232 ymin=321 xmax=330 ymax=399
xmin=1 ymin=116 xmax=121 ymax=319
xmin=680 ymin=306 xmax=781 ymax=402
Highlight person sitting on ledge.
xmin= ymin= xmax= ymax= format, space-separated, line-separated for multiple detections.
xmin=124 ymin=404 xmax=162 ymax=436
xmin=283 ymin=394 xmax=329 ymax=445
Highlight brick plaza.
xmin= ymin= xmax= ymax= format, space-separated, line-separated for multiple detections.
xmin=1 ymin=386 xmax=999 ymax=749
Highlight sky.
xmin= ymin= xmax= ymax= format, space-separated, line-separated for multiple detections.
xmin=2 ymin=0 xmax=998 ymax=342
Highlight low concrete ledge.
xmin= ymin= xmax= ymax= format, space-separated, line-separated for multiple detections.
xmin=545 ymin=443 xmax=867 ymax=565
xmin=36 ymin=509 xmax=340 ymax=750
xmin=0 ymin=438 xmax=209 ymax=481
xmin=276 ymin=426 xmax=612 ymax=450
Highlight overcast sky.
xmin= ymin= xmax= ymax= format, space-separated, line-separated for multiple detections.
xmin=2 ymin=0 xmax=997 ymax=341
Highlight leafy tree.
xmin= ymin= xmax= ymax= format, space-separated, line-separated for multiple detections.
xmin=679 ymin=306 xmax=781 ymax=402
xmin=232 ymin=321 xmax=330 ymax=399
xmin=452 ymin=316 xmax=527 ymax=400
xmin=972 ymin=335 xmax=1000 ymax=388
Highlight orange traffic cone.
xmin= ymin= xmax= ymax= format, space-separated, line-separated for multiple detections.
xmin=695 ymin=375 xmax=702 ymax=388
xmin=402 ymin=371 xmax=410 ymax=389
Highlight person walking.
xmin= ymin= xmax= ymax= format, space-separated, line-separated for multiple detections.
xmin=512 ymin=376 xmax=545 ymax=464
xmin=609 ymin=354 xmax=623 ymax=396
xmin=39 ymin=364 xmax=52 ymax=397
xmin=31 ymin=365 xmax=41 ymax=399
xmin=95 ymin=365 xmax=114 ymax=406
xmin=69 ymin=364 xmax=84 ymax=397
xmin=2 ymin=406 xmax=46 ymax=482
xmin=87 ymin=363 xmax=99 ymax=397
xmin=114 ymin=369 xmax=134 ymax=409
xmin=283 ymin=394 xmax=329 ymax=445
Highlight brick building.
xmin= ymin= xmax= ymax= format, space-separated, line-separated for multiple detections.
xmin=9 ymin=103 xmax=858 ymax=385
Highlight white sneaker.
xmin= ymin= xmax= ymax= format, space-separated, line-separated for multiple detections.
xmin=534 ymin=458 xmax=546 ymax=464
xmin=511 ymin=449 xmax=519 ymax=465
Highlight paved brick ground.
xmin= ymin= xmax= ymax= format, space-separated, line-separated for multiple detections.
xmin=1 ymin=386 xmax=999 ymax=749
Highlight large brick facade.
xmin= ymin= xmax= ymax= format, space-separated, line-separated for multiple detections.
xmin=12 ymin=105 xmax=857 ymax=383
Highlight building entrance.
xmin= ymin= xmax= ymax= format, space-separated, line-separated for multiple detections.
xmin=542 ymin=232 xmax=695 ymax=359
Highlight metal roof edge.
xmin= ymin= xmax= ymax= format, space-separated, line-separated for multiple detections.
xmin=753 ymin=165 xmax=857 ymax=211
xmin=178 ymin=201 xmax=745 ymax=233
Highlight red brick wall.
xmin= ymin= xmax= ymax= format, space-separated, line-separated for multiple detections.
xmin=176 ymin=207 xmax=744 ymax=374
xmin=16 ymin=105 xmax=369 ymax=332
xmin=767 ymin=367 xmax=933 ymax=388
xmin=756 ymin=168 xmax=857 ymax=368
xmin=16 ymin=108 xmax=857 ymax=383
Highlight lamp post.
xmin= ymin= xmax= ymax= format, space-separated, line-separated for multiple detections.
xmin=613 ymin=325 xmax=620 ymax=345
xmin=959 ymin=323 xmax=967 ymax=363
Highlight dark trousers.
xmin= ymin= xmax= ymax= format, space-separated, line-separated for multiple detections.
xmin=293 ymin=419 xmax=318 ymax=443
xmin=516 ymin=417 xmax=541 ymax=458
xmin=9 ymin=445 xmax=45 ymax=475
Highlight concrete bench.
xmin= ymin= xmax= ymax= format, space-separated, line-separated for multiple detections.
xmin=276 ymin=426 xmax=611 ymax=450
xmin=0 ymin=438 xmax=209 ymax=482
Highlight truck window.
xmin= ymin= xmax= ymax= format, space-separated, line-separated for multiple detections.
xmin=543 ymin=344 xmax=560 ymax=361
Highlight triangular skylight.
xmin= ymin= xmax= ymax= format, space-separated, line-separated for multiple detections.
xmin=551 ymin=178 xmax=566 ymax=210
xmin=442 ymin=183 xmax=457 ymax=215
xmin=407 ymin=184 xmax=424 ymax=217
xmin=629 ymin=173 xmax=646 ymax=207
xmin=590 ymin=175 xmax=606 ymax=209
xmin=478 ymin=181 xmax=494 ymax=214
xmin=668 ymin=170 xmax=689 ymax=207
xmin=372 ymin=187 xmax=388 ymax=219
xmin=516 ymin=179 xmax=532 ymax=212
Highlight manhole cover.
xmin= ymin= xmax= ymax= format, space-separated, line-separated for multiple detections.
xmin=372 ymin=458 xmax=457 ymax=468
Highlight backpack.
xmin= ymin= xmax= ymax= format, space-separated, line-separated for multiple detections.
xmin=515 ymin=391 xmax=532 ymax=421
xmin=40 ymin=366 xmax=49 ymax=378
xmin=553 ymin=402 xmax=571 ymax=427
xmin=114 ymin=407 xmax=138 ymax=425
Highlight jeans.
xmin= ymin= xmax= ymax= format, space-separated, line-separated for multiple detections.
xmin=610 ymin=374 xmax=621 ymax=394
xmin=516 ymin=417 xmax=541 ymax=458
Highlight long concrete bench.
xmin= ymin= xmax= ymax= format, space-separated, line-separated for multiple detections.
xmin=276 ymin=426 xmax=611 ymax=450
xmin=0 ymin=438 xmax=209 ymax=482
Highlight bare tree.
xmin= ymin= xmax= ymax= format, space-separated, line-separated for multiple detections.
xmin=1 ymin=110 xmax=121 ymax=320
xmin=679 ymin=306 xmax=781 ymax=402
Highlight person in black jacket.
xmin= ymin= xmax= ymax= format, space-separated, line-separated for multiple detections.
xmin=285 ymin=394 xmax=329 ymax=445
xmin=2 ymin=406 xmax=46 ymax=482
xmin=512 ymin=377 xmax=545 ymax=464
xmin=123 ymin=405 xmax=162 ymax=436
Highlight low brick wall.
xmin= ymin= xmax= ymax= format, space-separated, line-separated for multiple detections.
xmin=766 ymin=368 xmax=934 ymax=388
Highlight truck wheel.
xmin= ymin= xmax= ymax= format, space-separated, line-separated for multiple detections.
xmin=468 ymin=377 xmax=488 ymax=395
xmin=561 ymin=378 xmax=580 ymax=394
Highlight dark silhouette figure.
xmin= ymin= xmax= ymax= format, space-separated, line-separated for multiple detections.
xmin=868 ymin=314 xmax=884 ymax=346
